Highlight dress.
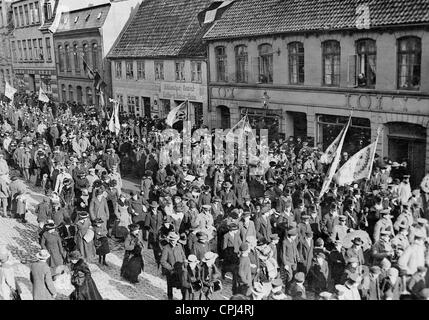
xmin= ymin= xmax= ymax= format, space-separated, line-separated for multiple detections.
xmin=115 ymin=203 xmax=132 ymax=239
xmin=70 ymin=259 xmax=103 ymax=300
xmin=121 ymin=233 xmax=145 ymax=283
xmin=94 ymin=225 xmax=110 ymax=256
xmin=40 ymin=231 xmax=65 ymax=268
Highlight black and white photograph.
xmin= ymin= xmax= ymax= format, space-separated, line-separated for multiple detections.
xmin=0 ymin=0 xmax=429 ymax=306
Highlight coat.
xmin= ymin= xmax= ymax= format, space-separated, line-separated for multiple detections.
xmin=238 ymin=220 xmax=256 ymax=242
xmin=397 ymin=243 xmax=426 ymax=275
xmin=254 ymin=215 xmax=272 ymax=244
xmin=75 ymin=218 xmax=96 ymax=260
xmin=280 ymin=237 xmax=299 ymax=270
xmin=89 ymin=197 xmax=109 ymax=224
xmin=40 ymin=231 xmax=65 ymax=268
xmin=160 ymin=243 xmax=186 ymax=276
xmin=361 ymin=274 xmax=381 ymax=300
xmin=237 ymin=255 xmax=252 ymax=292
xmin=70 ymin=259 xmax=102 ymax=300
xmin=30 ymin=261 xmax=56 ymax=300
xmin=297 ymin=237 xmax=313 ymax=273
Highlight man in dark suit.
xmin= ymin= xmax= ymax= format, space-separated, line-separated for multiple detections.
xmin=254 ymin=207 xmax=272 ymax=244
xmin=280 ymin=228 xmax=299 ymax=285
xmin=144 ymin=201 xmax=164 ymax=267
xmin=160 ymin=232 xmax=187 ymax=300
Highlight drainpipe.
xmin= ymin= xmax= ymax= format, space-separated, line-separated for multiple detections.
xmin=205 ymin=41 xmax=212 ymax=130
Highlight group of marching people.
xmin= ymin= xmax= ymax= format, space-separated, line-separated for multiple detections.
xmin=1 ymin=92 xmax=429 ymax=301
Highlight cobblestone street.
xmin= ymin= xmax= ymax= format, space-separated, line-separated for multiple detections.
xmin=0 ymin=177 xmax=232 ymax=300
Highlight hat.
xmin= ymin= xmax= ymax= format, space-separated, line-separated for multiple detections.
xmin=166 ymin=232 xmax=180 ymax=242
xmin=69 ymin=251 xmax=82 ymax=260
xmin=78 ymin=211 xmax=89 ymax=219
xmin=145 ymin=170 xmax=153 ymax=176
xmin=196 ymin=231 xmax=208 ymax=240
xmin=202 ymin=251 xmax=218 ymax=263
xmin=45 ymin=222 xmax=56 ymax=230
xmin=187 ymin=254 xmax=199 ymax=264
xmin=417 ymin=218 xmax=428 ymax=225
xmin=228 ymin=223 xmax=239 ymax=231
xmin=128 ymin=224 xmax=139 ymax=232
xmin=380 ymin=209 xmax=392 ymax=216
xmin=287 ymin=228 xmax=298 ymax=236
xmin=223 ymin=181 xmax=232 ymax=188
xmin=242 ymin=211 xmax=251 ymax=218
xmin=352 ymin=237 xmax=363 ymax=245
xmin=316 ymin=252 xmax=326 ymax=260
xmin=202 ymin=204 xmax=211 ymax=210
xmin=178 ymin=233 xmax=187 ymax=245
xmin=294 ymin=272 xmax=305 ymax=283
xmin=370 ymin=266 xmax=381 ymax=274
xmin=36 ymin=249 xmax=50 ymax=261
xmin=380 ymin=229 xmax=391 ymax=236
xmin=212 ymin=196 xmax=221 ymax=202
xmin=270 ymin=234 xmax=279 ymax=241
xmin=239 ymin=243 xmax=249 ymax=252
xmin=150 ymin=201 xmax=159 ymax=208
xmin=93 ymin=218 xmax=104 ymax=225
xmin=271 ymin=278 xmax=283 ymax=288
xmin=319 ymin=292 xmax=332 ymax=300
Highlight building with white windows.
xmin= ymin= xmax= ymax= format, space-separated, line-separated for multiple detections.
xmin=203 ymin=0 xmax=429 ymax=187
xmin=108 ymin=0 xmax=213 ymax=127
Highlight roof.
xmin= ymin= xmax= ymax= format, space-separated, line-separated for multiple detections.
xmin=204 ymin=0 xmax=429 ymax=40
xmin=108 ymin=0 xmax=214 ymax=59
xmin=55 ymin=3 xmax=110 ymax=33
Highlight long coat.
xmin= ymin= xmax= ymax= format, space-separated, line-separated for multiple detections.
xmin=30 ymin=261 xmax=56 ymax=300
xmin=297 ymin=237 xmax=313 ymax=274
xmin=40 ymin=231 xmax=65 ymax=268
xmin=75 ymin=218 xmax=96 ymax=260
xmin=89 ymin=197 xmax=109 ymax=225
xmin=254 ymin=216 xmax=272 ymax=244
xmin=70 ymin=259 xmax=102 ymax=300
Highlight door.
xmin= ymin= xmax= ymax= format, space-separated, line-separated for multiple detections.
xmin=142 ymin=97 xmax=151 ymax=118
xmin=29 ymin=74 xmax=36 ymax=92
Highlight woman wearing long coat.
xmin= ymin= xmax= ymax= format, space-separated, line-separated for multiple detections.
xmin=75 ymin=212 xmax=96 ymax=261
xmin=69 ymin=251 xmax=102 ymax=300
xmin=40 ymin=223 xmax=65 ymax=268
xmin=0 ymin=248 xmax=19 ymax=300
xmin=115 ymin=197 xmax=132 ymax=240
xmin=121 ymin=224 xmax=144 ymax=283
xmin=93 ymin=218 xmax=110 ymax=266
xmin=30 ymin=250 xmax=57 ymax=300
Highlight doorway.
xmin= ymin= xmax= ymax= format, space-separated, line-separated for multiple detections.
xmin=216 ymin=105 xmax=230 ymax=129
xmin=142 ymin=97 xmax=151 ymax=118
xmin=29 ymin=74 xmax=36 ymax=92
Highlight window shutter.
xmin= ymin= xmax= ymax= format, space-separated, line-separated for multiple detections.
xmin=347 ymin=55 xmax=357 ymax=87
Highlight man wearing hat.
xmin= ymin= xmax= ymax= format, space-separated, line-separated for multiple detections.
xmin=236 ymin=242 xmax=252 ymax=295
xmin=267 ymin=277 xmax=290 ymax=300
xmin=371 ymin=229 xmax=394 ymax=266
xmin=200 ymin=251 xmax=221 ymax=300
xmin=255 ymin=207 xmax=272 ymax=244
xmin=373 ymin=209 xmax=394 ymax=242
xmin=398 ymin=174 xmax=412 ymax=205
xmin=360 ymin=266 xmax=382 ymax=300
xmin=280 ymin=228 xmax=299 ymax=285
xmin=239 ymin=211 xmax=256 ymax=241
xmin=30 ymin=249 xmax=57 ymax=300
xmin=191 ymin=231 xmax=210 ymax=261
xmin=144 ymin=201 xmax=164 ymax=267
xmin=287 ymin=272 xmax=306 ymax=300
xmin=330 ymin=215 xmax=350 ymax=244
xmin=160 ymin=231 xmax=187 ymax=300
xmin=219 ymin=181 xmax=237 ymax=207
xmin=140 ymin=170 xmax=153 ymax=201
xmin=235 ymin=175 xmax=250 ymax=208
xmin=344 ymin=237 xmax=365 ymax=267
xmin=297 ymin=229 xmax=314 ymax=275
xmin=211 ymin=196 xmax=224 ymax=223
xmin=75 ymin=211 xmax=96 ymax=261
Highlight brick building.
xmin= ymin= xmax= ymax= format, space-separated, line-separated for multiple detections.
xmin=53 ymin=0 xmax=141 ymax=106
xmin=0 ymin=0 xmax=13 ymax=93
xmin=9 ymin=0 xmax=59 ymax=98
xmin=203 ymin=0 xmax=429 ymax=187
xmin=108 ymin=0 xmax=214 ymax=126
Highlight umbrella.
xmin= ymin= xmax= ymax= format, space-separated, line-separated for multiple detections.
xmin=342 ymin=230 xmax=372 ymax=251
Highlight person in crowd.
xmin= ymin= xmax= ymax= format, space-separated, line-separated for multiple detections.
xmin=0 ymin=247 xmax=20 ymax=300
xmin=121 ymin=224 xmax=145 ymax=283
xmin=30 ymin=249 xmax=57 ymax=300
xmin=69 ymin=251 xmax=103 ymax=300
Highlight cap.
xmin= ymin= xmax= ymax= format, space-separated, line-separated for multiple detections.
xmin=239 ymin=243 xmax=249 ymax=252
xmin=294 ymin=272 xmax=305 ymax=283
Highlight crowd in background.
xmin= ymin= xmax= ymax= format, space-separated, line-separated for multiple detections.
xmin=0 ymin=93 xmax=429 ymax=301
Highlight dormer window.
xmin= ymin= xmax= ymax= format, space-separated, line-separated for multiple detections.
xmin=97 ymin=12 xmax=102 ymax=19
xmin=74 ymin=16 xmax=79 ymax=23
xmin=85 ymin=13 xmax=90 ymax=21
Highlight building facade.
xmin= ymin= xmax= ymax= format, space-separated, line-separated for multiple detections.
xmin=0 ymin=0 xmax=13 ymax=92
xmin=53 ymin=0 xmax=140 ymax=106
xmin=204 ymin=0 xmax=429 ymax=187
xmin=9 ymin=0 xmax=59 ymax=98
xmin=108 ymin=0 xmax=213 ymax=127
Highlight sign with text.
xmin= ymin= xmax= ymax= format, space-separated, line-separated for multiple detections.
xmin=161 ymin=82 xmax=204 ymax=101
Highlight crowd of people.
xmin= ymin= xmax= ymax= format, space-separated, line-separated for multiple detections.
xmin=0 ymin=92 xmax=429 ymax=301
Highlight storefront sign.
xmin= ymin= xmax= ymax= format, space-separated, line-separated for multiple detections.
xmin=161 ymin=82 xmax=203 ymax=101
xmin=211 ymin=86 xmax=235 ymax=99
xmin=346 ymin=93 xmax=383 ymax=111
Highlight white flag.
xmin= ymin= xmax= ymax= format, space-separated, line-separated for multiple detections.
xmin=5 ymin=81 xmax=17 ymax=100
xmin=334 ymin=141 xmax=377 ymax=186
xmin=109 ymin=102 xmax=120 ymax=135
xmin=166 ymin=101 xmax=187 ymax=127
xmin=38 ymin=87 xmax=49 ymax=103
xmin=320 ymin=116 xmax=351 ymax=198
xmin=321 ymin=128 xmax=344 ymax=164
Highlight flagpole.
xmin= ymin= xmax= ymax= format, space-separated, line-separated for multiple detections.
xmin=366 ymin=126 xmax=382 ymax=180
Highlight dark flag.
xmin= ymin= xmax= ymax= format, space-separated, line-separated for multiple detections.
xmin=83 ymin=60 xmax=95 ymax=80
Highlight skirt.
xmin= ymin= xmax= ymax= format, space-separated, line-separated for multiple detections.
xmin=95 ymin=236 xmax=110 ymax=256
xmin=121 ymin=253 xmax=144 ymax=283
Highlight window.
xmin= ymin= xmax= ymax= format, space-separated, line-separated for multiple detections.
xmin=13 ymin=8 xmax=19 ymax=27
xmin=68 ymin=85 xmax=74 ymax=101
xmin=92 ymin=43 xmax=98 ymax=69
xmin=175 ymin=61 xmax=185 ymax=81
xmin=126 ymin=61 xmax=134 ymax=79
xmin=76 ymin=86 xmax=82 ymax=104
xmin=29 ymin=3 xmax=34 ymax=24
xmin=23 ymin=40 xmax=27 ymax=60
xmin=127 ymin=95 xmax=136 ymax=114
xmin=34 ymin=2 xmax=40 ymax=23
xmin=397 ymin=37 xmax=421 ymax=90
xmin=137 ymin=61 xmax=145 ymax=79
xmin=116 ymin=94 xmax=124 ymax=112
xmin=355 ymin=39 xmax=376 ymax=88
xmin=322 ymin=40 xmax=340 ymax=86
xmin=45 ymin=37 xmax=52 ymax=61
xmin=19 ymin=6 xmax=24 ymax=27
xmin=191 ymin=61 xmax=202 ymax=83
xmin=115 ymin=61 xmax=122 ymax=79
xmin=17 ymin=41 xmax=22 ymax=61
xmin=86 ymin=87 xmax=93 ymax=105
xmin=288 ymin=42 xmax=304 ymax=85
xmin=258 ymin=44 xmax=273 ymax=83
xmin=135 ymin=96 xmax=140 ymax=114
xmin=33 ymin=39 xmax=38 ymax=61
xmin=47 ymin=2 xmax=53 ymax=20
xmin=215 ymin=46 xmax=227 ymax=82
xmin=38 ymin=38 xmax=44 ymax=61
xmin=82 ymin=43 xmax=89 ymax=65
xmin=28 ymin=39 xmax=32 ymax=60
xmin=24 ymin=4 xmax=29 ymax=25
xmin=11 ymin=41 xmax=17 ymax=61
xmin=154 ymin=61 xmax=164 ymax=80
xmin=235 ymin=45 xmax=248 ymax=83
xmin=73 ymin=44 xmax=79 ymax=73
xmin=58 ymin=45 xmax=64 ymax=72
xmin=74 ymin=16 xmax=79 ymax=23
xmin=61 ymin=84 xmax=66 ymax=102
xmin=65 ymin=44 xmax=71 ymax=71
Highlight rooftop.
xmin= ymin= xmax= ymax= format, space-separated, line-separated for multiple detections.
xmin=204 ymin=0 xmax=429 ymax=40
xmin=55 ymin=3 xmax=110 ymax=33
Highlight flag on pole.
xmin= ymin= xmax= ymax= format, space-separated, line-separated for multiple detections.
xmin=83 ymin=60 xmax=95 ymax=80
xmin=5 ymin=81 xmax=17 ymax=100
xmin=166 ymin=101 xmax=188 ymax=127
xmin=38 ymin=87 xmax=50 ymax=103
xmin=319 ymin=115 xmax=351 ymax=198
xmin=108 ymin=101 xmax=121 ymax=135
xmin=321 ymin=127 xmax=347 ymax=165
